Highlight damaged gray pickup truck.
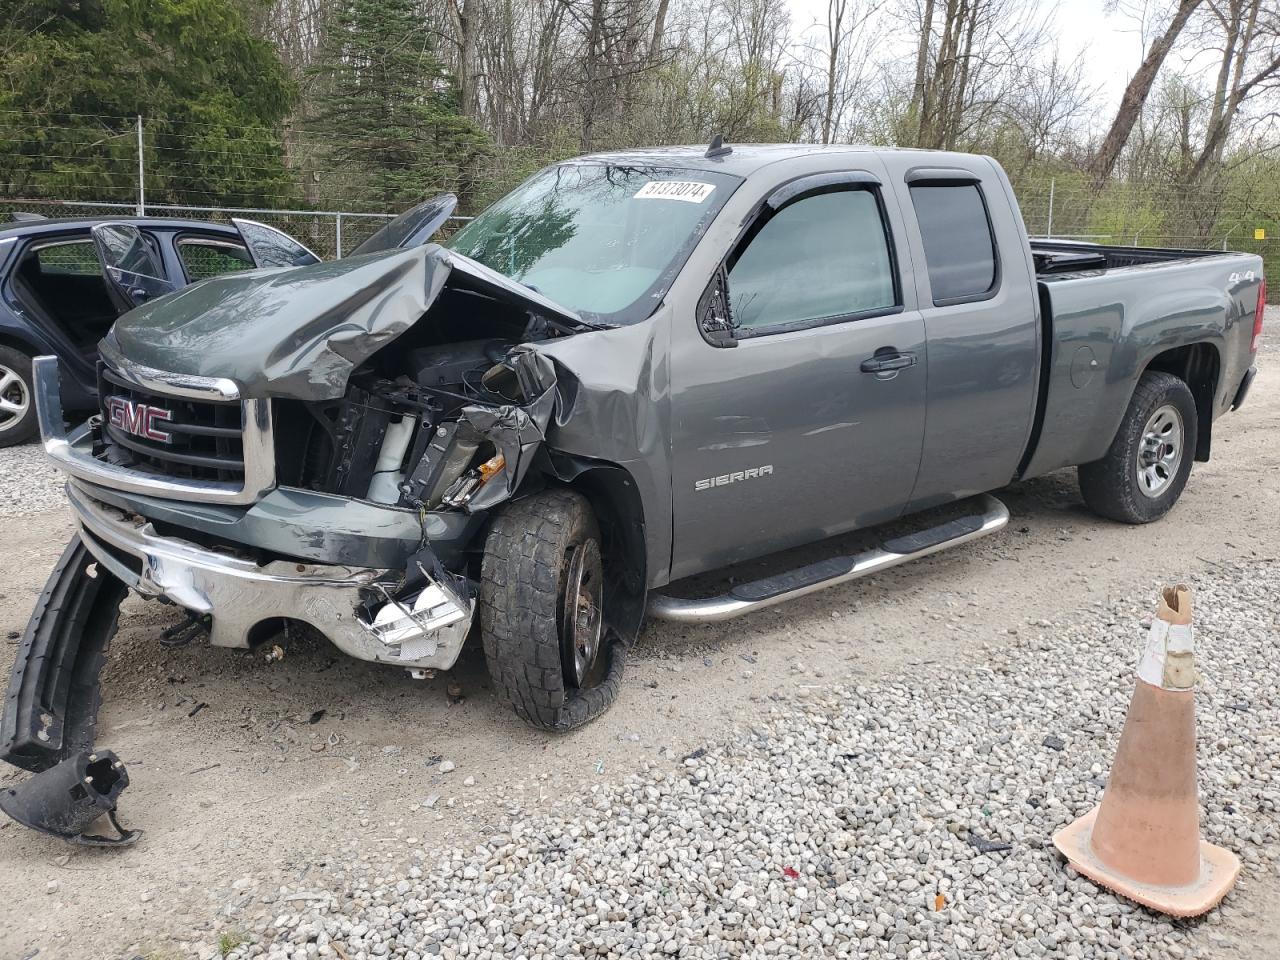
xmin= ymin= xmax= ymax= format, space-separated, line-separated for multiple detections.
xmin=3 ymin=143 xmax=1265 ymax=779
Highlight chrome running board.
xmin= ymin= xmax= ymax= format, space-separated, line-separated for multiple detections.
xmin=647 ymin=494 xmax=1009 ymax=623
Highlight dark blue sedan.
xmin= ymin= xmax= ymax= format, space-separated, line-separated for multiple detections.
xmin=0 ymin=214 xmax=317 ymax=446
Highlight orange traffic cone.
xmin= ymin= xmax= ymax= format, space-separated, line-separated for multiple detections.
xmin=1053 ymin=585 xmax=1240 ymax=917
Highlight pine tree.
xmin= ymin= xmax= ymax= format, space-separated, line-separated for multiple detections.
xmin=0 ymin=0 xmax=297 ymax=206
xmin=306 ymin=0 xmax=490 ymax=211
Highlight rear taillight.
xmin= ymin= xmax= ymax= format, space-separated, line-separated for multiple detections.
xmin=1252 ymin=279 xmax=1266 ymax=354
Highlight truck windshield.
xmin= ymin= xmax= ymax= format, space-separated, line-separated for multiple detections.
xmin=447 ymin=162 xmax=741 ymax=325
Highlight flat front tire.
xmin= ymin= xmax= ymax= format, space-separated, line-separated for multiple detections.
xmin=1078 ymin=371 xmax=1198 ymax=524
xmin=480 ymin=489 xmax=624 ymax=732
xmin=0 ymin=346 xmax=36 ymax=448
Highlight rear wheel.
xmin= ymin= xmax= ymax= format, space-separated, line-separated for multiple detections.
xmin=1078 ymin=371 xmax=1197 ymax=524
xmin=0 ymin=346 xmax=36 ymax=448
xmin=480 ymin=489 xmax=624 ymax=732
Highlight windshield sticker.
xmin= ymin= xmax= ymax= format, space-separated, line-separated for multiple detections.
xmin=634 ymin=181 xmax=716 ymax=203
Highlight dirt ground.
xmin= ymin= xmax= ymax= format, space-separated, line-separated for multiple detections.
xmin=1 ymin=341 xmax=1278 ymax=959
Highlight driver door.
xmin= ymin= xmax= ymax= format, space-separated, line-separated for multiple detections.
xmin=90 ymin=222 xmax=174 ymax=312
xmin=668 ymin=169 xmax=928 ymax=580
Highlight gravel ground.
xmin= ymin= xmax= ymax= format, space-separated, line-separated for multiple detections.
xmin=2 ymin=319 xmax=1277 ymax=959
xmin=0 ymin=439 xmax=65 ymax=517
xmin=223 ymin=567 xmax=1277 ymax=960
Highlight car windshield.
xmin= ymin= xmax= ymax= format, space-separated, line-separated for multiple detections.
xmin=447 ymin=162 xmax=741 ymax=324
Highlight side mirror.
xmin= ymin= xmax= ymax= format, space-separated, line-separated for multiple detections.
xmin=697 ymin=267 xmax=738 ymax=348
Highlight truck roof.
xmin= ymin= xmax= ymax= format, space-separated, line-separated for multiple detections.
xmin=573 ymin=143 xmax=975 ymax=178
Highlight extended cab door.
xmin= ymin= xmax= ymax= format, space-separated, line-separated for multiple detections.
xmin=885 ymin=159 xmax=1041 ymax=510
xmin=668 ymin=166 xmax=927 ymax=580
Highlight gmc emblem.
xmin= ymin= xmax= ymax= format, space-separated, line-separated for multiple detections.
xmin=106 ymin=396 xmax=173 ymax=443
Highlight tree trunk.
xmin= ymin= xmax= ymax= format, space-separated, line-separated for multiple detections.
xmin=909 ymin=0 xmax=936 ymax=145
xmin=822 ymin=0 xmax=845 ymax=144
xmin=451 ymin=0 xmax=478 ymax=117
xmin=650 ymin=0 xmax=670 ymax=60
xmin=1090 ymin=0 xmax=1205 ymax=185
xmin=580 ymin=0 xmax=606 ymax=153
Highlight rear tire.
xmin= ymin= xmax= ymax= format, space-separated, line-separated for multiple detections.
xmin=0 ymin=346 xmax=36 ymax=448
xmin=480 ymin=489 xmax=624 ymax=732
xmin=1078 ymin=371 xmax=1197 ymax=524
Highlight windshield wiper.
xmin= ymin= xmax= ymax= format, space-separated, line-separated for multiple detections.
xmin=534 ymin=313 xmax=612 ymax=335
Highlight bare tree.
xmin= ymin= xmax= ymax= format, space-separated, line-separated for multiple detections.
xmin=897 ymin=0 xmax=1050 ymax=152
xmin=815 ymin=0 xmax=883 ymax=143
xmin=1090 ymin=0 xmax=1206 ymax=183
xmin=1181 ymin=0 xmax=1280 ymax=182
xmin=446 ymin=0 xmax=480 ymax=118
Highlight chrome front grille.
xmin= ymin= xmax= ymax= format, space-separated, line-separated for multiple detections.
xmin=71 ymin=343 xmax=277 ymax=504
xmin=99 ymin=364 xmax=246 ymax=482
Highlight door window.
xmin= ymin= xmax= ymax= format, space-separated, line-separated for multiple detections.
xmin=909 ymin=183 xmax=998 ymax=304
xmin=33 ymin=240 xmax=100 ymax=275
xmin=727 ymin=188 xmax=897 ymax=334
xmin=177 ymin=238 xmax=254 ymax=282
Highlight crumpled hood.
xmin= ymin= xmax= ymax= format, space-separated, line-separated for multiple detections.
xmin=104 ymin=244 xmax=582 ymax=402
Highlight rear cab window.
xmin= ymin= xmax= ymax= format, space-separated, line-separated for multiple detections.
xmin=177 ymin=237 xmax=254 ymax=282
xmin=908 ymin=181 xmax=999 ymax=305
xmin=726 ymin=183 xmax=900 ymax=336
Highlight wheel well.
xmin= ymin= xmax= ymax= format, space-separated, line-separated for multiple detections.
xmin=540 ymin=454 xmax=648 ymax=645
xmin=1143 ymin=342 xmax=1219 ymax=462
xmin=0 ymin=332 xmax=38 ymax=357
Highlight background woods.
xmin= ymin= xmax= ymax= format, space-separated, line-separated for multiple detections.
xmin=1 ymin=0 xmax=1280 ymax=274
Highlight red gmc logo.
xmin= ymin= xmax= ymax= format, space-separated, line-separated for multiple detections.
xmin=106 ymin=396 xmax=173 ymax=443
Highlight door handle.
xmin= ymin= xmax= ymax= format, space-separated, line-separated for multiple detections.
xmin=860 ymin=351 xmax=917 ymax=373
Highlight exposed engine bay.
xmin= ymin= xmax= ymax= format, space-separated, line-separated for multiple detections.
xmin=271 ymin=283 xmax=572 ymax=516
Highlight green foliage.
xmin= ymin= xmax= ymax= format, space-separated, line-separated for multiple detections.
xmin=305 ymin=0 xmax=491 ymax=212
xmin=217 ymin=930 xmax=249 ymax=956
xmin=0 ymin=0 xmax=297 ymax=205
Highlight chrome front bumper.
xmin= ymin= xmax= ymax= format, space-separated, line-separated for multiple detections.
xmin=68 ymin=484 xmax=472 ymax=670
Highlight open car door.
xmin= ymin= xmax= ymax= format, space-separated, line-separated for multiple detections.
xmin=231 ymin=218 xmax=321 ymax=268
xmin=91 ymin=222 xmax=175 ymax=312
xmin=347 ymin=194 xmax=458 ymax=257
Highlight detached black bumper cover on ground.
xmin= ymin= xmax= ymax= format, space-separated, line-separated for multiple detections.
xmin=0 ymin=535 xmax=137 ymax=845
xmin=0 ymin=748 xmax=139 ymax=846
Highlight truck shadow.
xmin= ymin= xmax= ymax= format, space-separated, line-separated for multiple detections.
xmin=91 ymin=467 xmax=1093 ymax=754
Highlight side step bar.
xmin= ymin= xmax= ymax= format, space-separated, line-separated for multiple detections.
xmin=647 ymin=494 xmax=1009 ymax=623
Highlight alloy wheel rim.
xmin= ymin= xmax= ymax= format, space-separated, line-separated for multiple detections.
xmin=562 ymin=539 xmax=604 ymax=687
xmin=0 ymin=365 xmax=28 ymax=432
xmin=1136 ymin=403 xmax=1184 ymax=498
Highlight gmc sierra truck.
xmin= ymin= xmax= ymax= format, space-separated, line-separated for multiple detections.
xmin=3 ymin=144 xmax=1264 ymax=770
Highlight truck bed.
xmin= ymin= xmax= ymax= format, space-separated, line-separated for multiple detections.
xmin=1019 ymin=242 xmax=1261 ymax=482
xmin=1030 ymin=239 xmax=1221 ymax=277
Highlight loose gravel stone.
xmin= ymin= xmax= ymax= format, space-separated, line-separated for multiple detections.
xmin=0 ymin=441 xmax=65 ymax=517
xmin=242 ymin=563 xmax=1278 ymax=960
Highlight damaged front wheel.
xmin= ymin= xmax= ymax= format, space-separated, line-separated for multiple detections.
xmin=480 ymin=489 xmax=624 ymax=731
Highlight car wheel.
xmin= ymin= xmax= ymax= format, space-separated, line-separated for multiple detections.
xmin=0 ymin=346 xmax=37 ymax=448
xmin=480 ymin=489 xmax=625 ymax=732
xmin=1078 ymin=371 xmax=1197 ymax=524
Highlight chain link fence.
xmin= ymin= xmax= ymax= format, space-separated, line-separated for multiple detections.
xmin=0 ymin=197 xmax=396 ymax=259
xmin=1014 ymin=178 xmax=1278 ymax=290
xmin=1 ymin=114 xmax=1275 ymax=285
